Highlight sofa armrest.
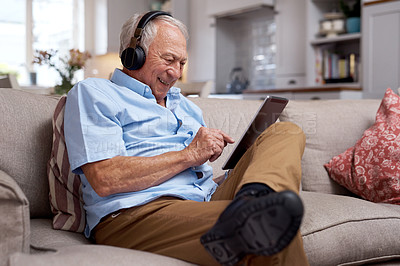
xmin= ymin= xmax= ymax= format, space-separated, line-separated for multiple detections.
xmin=0 ymin=170 xmax=30 ymax=265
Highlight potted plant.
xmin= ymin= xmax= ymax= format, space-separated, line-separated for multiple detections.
xmin=33 ymin=49 xmax=91 ymax=95
xmin=340 ymin=0 xmax=361 ymax=33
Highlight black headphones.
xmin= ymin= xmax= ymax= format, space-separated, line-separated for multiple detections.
xmin=121 ymin=11 xmax=172 ymax=70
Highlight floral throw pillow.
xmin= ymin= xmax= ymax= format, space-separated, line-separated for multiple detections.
xmin=325 ymin=88 xmax=400 ymax=204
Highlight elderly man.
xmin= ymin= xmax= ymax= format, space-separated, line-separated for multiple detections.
xmin=64 ymin=11 xmax=309 ymax=266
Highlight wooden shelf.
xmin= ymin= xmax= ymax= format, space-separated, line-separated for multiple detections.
xmin=311 ymin=33 xmax=361 ymax=45
xmin=311 ymin=0 xmax=336 ymax=3
xmin=364 ymin=0 xmax=399 ymax=6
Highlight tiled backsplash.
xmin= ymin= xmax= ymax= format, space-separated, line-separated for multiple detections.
xmin=249 ymin=18 xmax=276 ymax=90
xmin=215 ymin=7 xmax=276 ymax=93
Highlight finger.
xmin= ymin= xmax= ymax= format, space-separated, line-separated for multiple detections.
xmin=210 ymin=142 xmax=224 ymax=162
xmin=207 ymin=129 xmax=233 ymax=143
xmin=219 ymin=130 xmax=235 ymax=144
xmin=207 ymin=133 xmax=224 ymax=150
xmin=209 ymin=155 xmax=218 ymax=162
xmin=209 ymin=151 xmax=221 ymax=162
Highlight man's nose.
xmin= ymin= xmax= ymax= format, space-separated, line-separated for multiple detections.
xmin=167 ymin=63 xmax=182 ymax=79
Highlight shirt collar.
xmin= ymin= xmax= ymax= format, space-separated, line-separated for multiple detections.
xmin=110 ymin=68 xmax=152 ymax=99
xmin=110 ymin=68 xmax=182 ymax=108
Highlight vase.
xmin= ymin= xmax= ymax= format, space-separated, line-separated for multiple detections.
xmin=54 ymin=79 xmax=74 ymax=95
xmin=346 ymin=17 xmax=360 ymax=33
xmin=29 ymin=72 xmax=37 ymax=85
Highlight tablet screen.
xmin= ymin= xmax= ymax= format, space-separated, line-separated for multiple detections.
xmin=222 ymin=96 xmax=288 ymax=170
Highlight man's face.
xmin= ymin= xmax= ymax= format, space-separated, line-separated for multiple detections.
xmin=134 ymin=22 xmax=187 ymax=104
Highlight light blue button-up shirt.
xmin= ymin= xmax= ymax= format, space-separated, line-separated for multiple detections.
xmin=64 ymin=69 xmax=217 ymax=237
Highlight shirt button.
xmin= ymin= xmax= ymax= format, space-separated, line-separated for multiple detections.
xmin=145 ymin=87 xmax=150 ymax=93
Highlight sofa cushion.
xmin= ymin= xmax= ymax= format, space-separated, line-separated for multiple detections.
xmin=279 ymin=98 xmax=381 ymax=195
xmin=325 ymin=88 xmax=400 ymax=205
xmin=30 ymin=219 xmax=89 ymax=251
xmin=47 ymin=96 xmax=85 ymax=232
xmin=0 ymin=88 xmax=58 ymax=218
xmin=300 ymin=191 xmax=400 ymax=265
xmin=189 ymin=97 xmax=263 ymax=178
xmin=8 ymin=244 xmax=194 ymax=266
xmin=0 ymin=170 xmax=30 ymax=261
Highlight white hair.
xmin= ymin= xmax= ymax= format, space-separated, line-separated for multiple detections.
xmin=119 ymin=13 xmax=189 ymax=57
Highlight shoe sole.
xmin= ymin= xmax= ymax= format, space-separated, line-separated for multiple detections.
xmin=201 ymin=191 xmax=303 ymax=266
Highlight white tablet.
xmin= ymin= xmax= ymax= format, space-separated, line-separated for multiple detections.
xmin=222 ymin=96 xmax=289 ymax=170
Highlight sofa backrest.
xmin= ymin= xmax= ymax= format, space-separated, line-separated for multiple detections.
xmin=280 ymin=99 xmax=381 ymax=195
xmin=0 ymin=88 xmax=58 ymax=218
xmin=1 ymin=88 xmax=381 ymax=216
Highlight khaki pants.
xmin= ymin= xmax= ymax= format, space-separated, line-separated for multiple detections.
xmin=93 ymin=122 xmax=309 ymax=266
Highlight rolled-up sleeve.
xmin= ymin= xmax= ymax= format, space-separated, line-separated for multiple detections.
xmin=64 ymin=81 xmax=127 ymax=175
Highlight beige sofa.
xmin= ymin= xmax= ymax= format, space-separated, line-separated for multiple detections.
xmin=2 ymin=87 xmax=400 ymax=266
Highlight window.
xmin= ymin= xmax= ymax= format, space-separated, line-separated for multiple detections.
xmin=0 ymin=0 xmax=26 ymax=82
xmin=0 ymin=0 xmax=84 ymax=86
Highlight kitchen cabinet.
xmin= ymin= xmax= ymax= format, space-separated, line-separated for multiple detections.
xmin=274 ymin=0 xmax=307 ymax=88
xmin=243 ymin=87 xmax=363 ymax=100
xmin=362 ymin=0 xmax=400 ymax=98
xmin=206 ymin=0 xmax=274 ymax=18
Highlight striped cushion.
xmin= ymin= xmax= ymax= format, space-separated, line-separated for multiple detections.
xmin=47 ymin=96 xmax=85 ymax=232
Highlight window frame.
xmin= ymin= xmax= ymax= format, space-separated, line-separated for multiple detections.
xmin=25 ymin=0 xmax=85 ymax=86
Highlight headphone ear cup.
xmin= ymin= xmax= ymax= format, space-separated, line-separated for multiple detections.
xmin=121 ymin=46 xmax=146 ymax=70
xmin=121 ymin=47 xmax=135 ymax=70
xmin=133 ymin=46 xmax=146 ymax=70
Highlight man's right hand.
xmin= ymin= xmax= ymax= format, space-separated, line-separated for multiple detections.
xmin=185 ymin=127 xmax=235 ymax=166
xmin=81 ymin=127 xmax=234 ymax=197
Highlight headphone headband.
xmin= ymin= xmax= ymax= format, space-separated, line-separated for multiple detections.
xmin=135 ymin=11 xmax=172 ymax=40
xmin=121 ymin=11 xmax=172 ymax=70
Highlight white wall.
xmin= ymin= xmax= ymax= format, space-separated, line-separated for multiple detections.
xmin=107 ymin=0 xmax=149 ymax=53
xmin=85 ymin=0 xmax=216 ymax=84
xmin=186 ymin=0 xmax=216 ymax=86
xmin=84 ymin=0 xmax=148 ymax=79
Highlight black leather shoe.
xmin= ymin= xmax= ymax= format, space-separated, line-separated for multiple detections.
xmin=200 ymin=190 xmax=304 ymax=266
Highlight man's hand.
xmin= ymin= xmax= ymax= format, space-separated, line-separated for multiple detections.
xmin=81 ymin=128 xmax=234 ymax=197
xmin=185 ymin=127 xmax=235 ymax=166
